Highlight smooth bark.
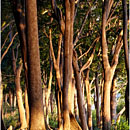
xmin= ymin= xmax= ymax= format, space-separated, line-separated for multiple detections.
xmin=111 ymin=75 xmax=117 ymax=124
xmin=85 ymin=69 xmax=92 ymax=130
xmin=26 ymin=0 xmax=46 ymax=129
xmin=12 ymin=49 xmax=27 ymax=129
xmin=122 ymin=0 xmax=129 ymax=121
xmin=72 ymin=50 xmax=88 ymax=130
xmin=95 ymin=72 xmax=100 ymax=128
xmin=63 ymin=0 xmax=71 ymax=129
xmin=102 ymin=1 xmax=123 ymax=129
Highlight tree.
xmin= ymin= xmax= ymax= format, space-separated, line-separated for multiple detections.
xmin=26 ymin=0 xmax=46 ymax=129
xmin=122 ymin=0 xmax=129 ymax=122
xmin=101 ymin=0 xmax=124 ymax=129
xmin=12 ymin=48 xmax=27 ymax=129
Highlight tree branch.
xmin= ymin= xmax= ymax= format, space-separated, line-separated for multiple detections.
xmin=57 ymin=33 xmax=62 ymax=66
xmin=111 ymin=30 xmax=123 ymax=68
xmin=51 ymin=0 xmax=65 ymax=34
xmin=49 ymin=29 xmax=57 ymax=69
xmin=73 ymin=0 xmax=98 ymax=46
xmin=1 ymin=32 xmax=18 ymax=62
xmin=80 ymin=45 xmax=96 ymax=73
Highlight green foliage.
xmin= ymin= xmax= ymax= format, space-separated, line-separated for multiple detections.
xmin=92 ymin=110 xmax=100 ymax=130
xmin=3 ymin=103 xmax=19 ymax=129
xmin=49 ymin=113 xmax=58 ymax=128
xmin=111 ymin=116 xmax=129 ymax=130
xmin=48 ymin=104 xmax=58 ymax=128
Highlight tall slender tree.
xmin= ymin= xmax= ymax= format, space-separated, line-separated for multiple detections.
xmin=122 ymin=0 xmax=129 ymax=121
xmin=26 ymin=0 xmax=46 ymax=129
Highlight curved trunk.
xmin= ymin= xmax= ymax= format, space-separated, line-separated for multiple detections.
xmin=15 ymin=64 xmax=27 ymax=129
xmin=12 ymin=48 xmax=27 ymax=129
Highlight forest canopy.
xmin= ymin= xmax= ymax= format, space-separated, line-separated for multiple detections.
xmin=1 ymin=0 xmax=129 ymax=130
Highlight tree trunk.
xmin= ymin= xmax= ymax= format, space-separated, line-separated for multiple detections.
xmin=116 ymin=106 xmax=125 ymax=123
xmin=68 ymin=0 xmax=75 ymax=115
xmin=111 ymin=75 xmax=117 ymax=124
xmin=100 ymin=78 xmax=104 ymax=129
xmin=102 ymin=0 xmax=123 ymax=129
xmin=13 ymin=95 xmax=16 ymax=107
xmin=24 ymin=85 xmax=29 ymax=127
xmin=0 ymin=74 xmax=6 ymax=130
xmin=9 ymin=88 xmax=13 ymax=107
xmin=72 ymin=50 xmax=88 ymax=130
xmin=26 ymin=0 xmax=46 ymax=129
xmin=103 ymin=69 xmax=114 ymax=130
xmin=11 ymin=0 xmax=30 ymax=126
xmin=122 ymin=0 xmax=129 ymax=121
xmin=85 ymin=69 xmax=92 ymax=130
xmin=14 ymin=63 xmax=27 ymax=129
xmin=50 ymin=92 xmax=53 ymax=114
xmin=63 ymin=0 xmax=71 ymax=129
xmin=74 ymin=89 xmax=78 ymax=120
xmin=95 ymin=72 xmax=100 ymax=128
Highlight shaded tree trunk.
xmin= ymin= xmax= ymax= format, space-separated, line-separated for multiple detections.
xmin=24 ymin=85 xmax=29 ymax=127
xmin=11 ymin=0 xmax=30 ymax=127
xmin=122 ymin=0 xmax=129 ymax=121
xmin=26 ymin=0 xmax=46 ymax=129
xmin=111 ymin=74 xmax=117 ymax=124
xmin=95 ymin=72 xmax=100 ymax=128
xmin=74 ymin=89 xmax=78 ymax=120
xmin=72 ymin=50 xmax=88 ymax=130
xmin=9 ymin=88 xmax=13 ymax=107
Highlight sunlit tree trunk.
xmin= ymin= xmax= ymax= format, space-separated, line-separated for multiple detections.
xmin=45 ymin=51 xmax=53 ymax=125
xmin=0 ymin=73 xmax=6 ymax=130
xmin=12 ymin=49 xmax=27 ymax=129
xmin=116 ymin=107 xmax=125 ymax=123
xmin=102 ymin=0 xmax=123 ymax=129
xmin=63 ymin=1 xmax=71 ymax=129
xmin=26 ymin=0 xmax=46 ymax=129
xmin=49 ymin=29 xmax=63 ymax=130
xmin=95 ymin=72 xmax=100 ymax=128
xmin=68 ymin=0 xmax=75 ymax=114
xmin=85 ymin=69 xmax=92 ymax=130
